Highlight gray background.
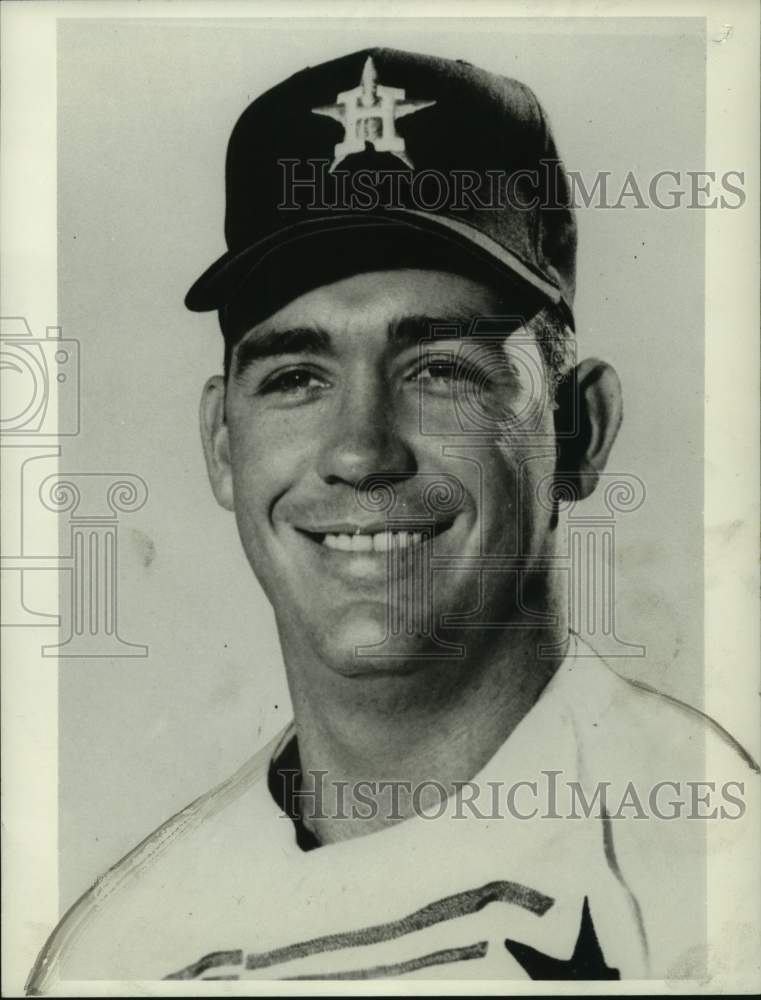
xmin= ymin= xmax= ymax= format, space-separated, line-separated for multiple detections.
xmin=58 ymin=17 xmax=705 ymax=909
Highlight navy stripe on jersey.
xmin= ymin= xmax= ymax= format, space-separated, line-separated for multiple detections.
xmin=284 ymin=941 xmax=490 ymax=980
xmin=165 ymin=879 xmax=553 ymax=979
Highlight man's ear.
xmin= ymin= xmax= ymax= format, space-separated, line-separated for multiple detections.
xmin=555 ymin=358 xmax=623 ymax=500
xmin=200 ymin=376 xmax=234 ymax=512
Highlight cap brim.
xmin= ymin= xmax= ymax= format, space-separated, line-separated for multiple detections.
xmin=185 ymin=210 xmax=564 ymax=321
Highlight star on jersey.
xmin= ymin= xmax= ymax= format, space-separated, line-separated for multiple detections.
xmin=311 ymin=56 xmax=436 ymax=171
xmin=505 ymin=897 xmax=621 ymax=980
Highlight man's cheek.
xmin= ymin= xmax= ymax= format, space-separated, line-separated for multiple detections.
xmin=229 ymin=423 xmax=304 ymax=486
xmin=481 ymin=446 xmax=552 ymax=538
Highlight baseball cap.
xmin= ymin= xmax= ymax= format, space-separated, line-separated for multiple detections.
xmin=185 ymin=47 xmax=576 ymax=330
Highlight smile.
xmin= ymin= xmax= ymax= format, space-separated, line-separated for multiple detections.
xmin=297 ymin=520 xmax=455 ymax=555
xmin=324 ymin=529 xmax=428 ymax=553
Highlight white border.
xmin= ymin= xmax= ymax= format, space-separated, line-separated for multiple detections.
xmin=1 ymin=0 xmax=758 ymax=995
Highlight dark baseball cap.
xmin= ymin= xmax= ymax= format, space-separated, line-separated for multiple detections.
xmin=185 ymin=47 xmax=576 ymax=330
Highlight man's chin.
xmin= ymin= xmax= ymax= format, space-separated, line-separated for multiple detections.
xmin=308 ymin=603 xmax=448 ymax=678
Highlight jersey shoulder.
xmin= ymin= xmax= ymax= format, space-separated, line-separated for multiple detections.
xmin=563 ymin=642 xmax=760 ymax=981
xmin=565 ymin=636 xmax=759 ymax=781
xmin=26 ymin=728 xmax=287 ymax=993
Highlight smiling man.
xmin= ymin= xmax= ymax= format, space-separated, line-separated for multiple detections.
xmin=28 ymin=47 xmax=758 ymax=990
xmin=200 ymin=266 xmax=594 ymax=844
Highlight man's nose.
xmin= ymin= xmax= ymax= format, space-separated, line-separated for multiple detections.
xmin=316 ymin=373 xmax=416 ymax=485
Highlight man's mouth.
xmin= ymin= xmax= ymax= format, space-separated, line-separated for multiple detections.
xmin=298 ymin=520 xmax=455 ymax=554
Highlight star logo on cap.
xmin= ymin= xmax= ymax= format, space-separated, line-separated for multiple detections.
xmin=312 ymin=56 xmax=435 ymax=171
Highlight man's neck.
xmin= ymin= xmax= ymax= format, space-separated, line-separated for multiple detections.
xmin=280 ymin=611 xmax=568 ymax=846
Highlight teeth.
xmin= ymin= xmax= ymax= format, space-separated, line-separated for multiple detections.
xmin=321 ymin=530 xmax=429 ymax=552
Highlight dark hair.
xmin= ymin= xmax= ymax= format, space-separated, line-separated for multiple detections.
xmin=222 ymin=318 xmax=234 ymax=383
xmin=524 ymin=304 xmax=576 ymax=399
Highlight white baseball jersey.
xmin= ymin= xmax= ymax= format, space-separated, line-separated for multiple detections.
xmin=28 ymin=635 xmax=759 ymax=988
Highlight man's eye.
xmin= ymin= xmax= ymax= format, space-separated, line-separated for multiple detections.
xmin=417 ymin=362 xmax=455 ymax=383
xmin=409 ymin=359 xmax=482 ymax=389
xmin=258 ymin=368 xmax=329 ymax=397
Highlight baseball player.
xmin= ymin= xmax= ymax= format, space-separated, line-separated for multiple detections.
xmin=28 ymin=48 xmax=759 ymax=988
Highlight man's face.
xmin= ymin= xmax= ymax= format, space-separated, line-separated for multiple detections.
xmin=205 ymin=269 xmax=559 ymax=675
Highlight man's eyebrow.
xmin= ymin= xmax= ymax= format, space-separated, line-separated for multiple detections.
xmin=233 ymin=326 xmax=333 ymax=379
xmin=389 ymin=313 xmax=525 ymax=350
xmin=388 ymin=314 xmax=471 ymax=351
xmin=393 ymin=314 xmax=530 ymax=381
xmin=232 ymin=312 xmax=525 ymax=379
